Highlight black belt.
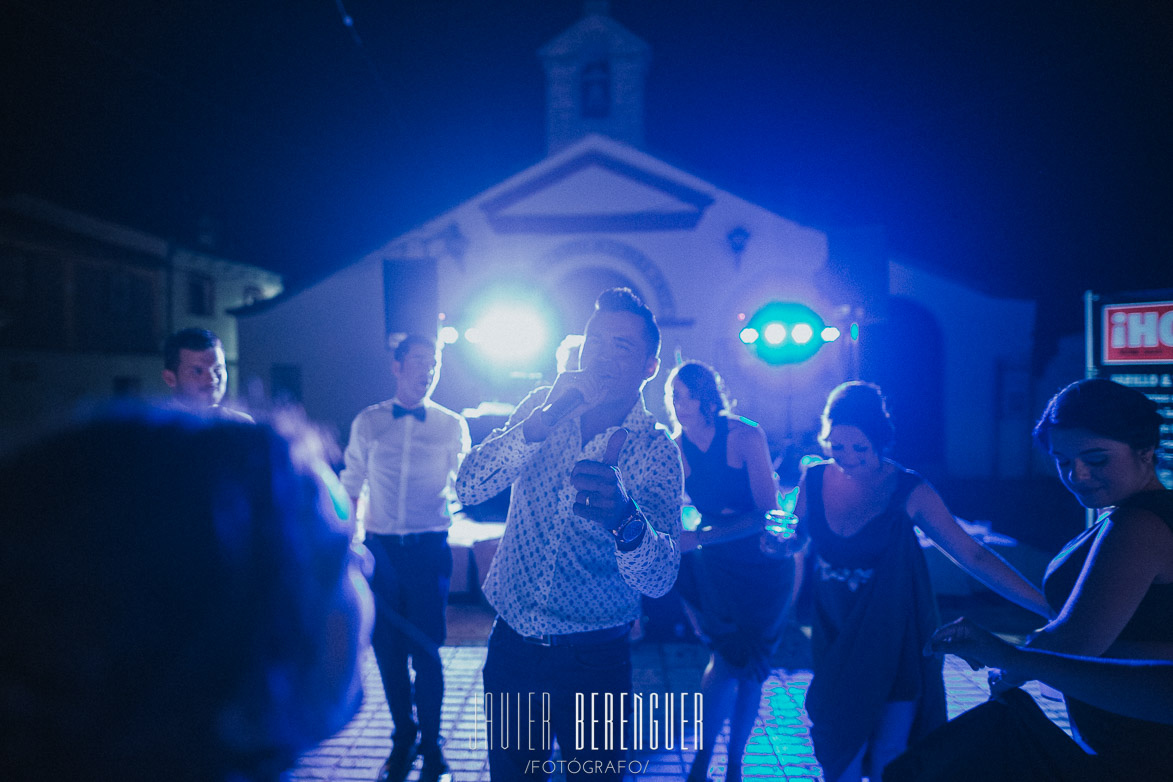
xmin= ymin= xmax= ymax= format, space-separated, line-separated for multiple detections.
xmin=501 ymin=618 xmax=632 ymax=648
xmin=371 ymin=531 xmax=447 ymax=546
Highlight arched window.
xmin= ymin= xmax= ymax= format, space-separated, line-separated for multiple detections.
xmin=581 ymin=60 xmax=610 ymax=118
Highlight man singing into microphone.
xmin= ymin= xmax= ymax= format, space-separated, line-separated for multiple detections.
xmin=456 ymin=288 xmax=683 ymax=781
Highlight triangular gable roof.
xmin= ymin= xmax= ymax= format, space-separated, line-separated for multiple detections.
xmin=479 ymin=146 xmax=714 ymax=233
xmin=235 ymin=134 xmax=731 ymax=316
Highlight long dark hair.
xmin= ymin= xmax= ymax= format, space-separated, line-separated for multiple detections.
xmin=665 ymin=360 xmax=729 ymax=433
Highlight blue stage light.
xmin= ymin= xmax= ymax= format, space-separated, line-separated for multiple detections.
xmin=742 ymin=301 xmax=828 ymax=364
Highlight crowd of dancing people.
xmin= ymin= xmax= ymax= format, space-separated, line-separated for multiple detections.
xmin=2 ymin=289 xmax=1172 ymax=782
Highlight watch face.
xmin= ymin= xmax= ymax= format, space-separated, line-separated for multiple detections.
xmin=617 ymin=516 xmax=644 ymax=544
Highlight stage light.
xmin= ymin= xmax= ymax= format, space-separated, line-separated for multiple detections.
xmin=457 ymin=285 xmax=561 ymax=377
xmin=439 ymin=326 xmax=459 ymax=344
xmin=465 ymin=303 xmax=549 ymax=364
xmin=821 ymin=326 xmax=841 ymax=342
xmin=763 ymin=322 xmax=787 ymax=345
xmin=741 ymin=301 xmax=829 ymax=365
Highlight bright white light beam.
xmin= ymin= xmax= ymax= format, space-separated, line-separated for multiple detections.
xmin=466 ymin=304 xmax=549 ymax=364
xmin=763 ymin=322 xmax=787 ymax=345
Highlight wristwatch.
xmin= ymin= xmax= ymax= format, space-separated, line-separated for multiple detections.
xmin=613 ymin=500 xmax=648 ymax=551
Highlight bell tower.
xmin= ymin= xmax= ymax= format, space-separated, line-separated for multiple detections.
xmin=539 ymin=1 xmax=651 ymax=154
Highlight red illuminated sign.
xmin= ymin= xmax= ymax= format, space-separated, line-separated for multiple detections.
xmin=1102 ymin=301 xmax=1173 ymax=364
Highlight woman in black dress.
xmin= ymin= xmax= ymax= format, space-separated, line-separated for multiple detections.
xmin=796 ymin=382 xmax=1051 ymax=782
xmin=666 ymin=361 xmax=800 ymax=782
xmin=890 ymin=378 xmax=1173 ymax=781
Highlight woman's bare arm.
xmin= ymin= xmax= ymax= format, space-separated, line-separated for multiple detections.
xmin=931 ymin=617 xmax=1173 ymax=725
xmin=911 ymin=483 xmax=1052 ymax=619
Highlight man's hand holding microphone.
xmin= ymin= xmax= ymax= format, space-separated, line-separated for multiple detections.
xmin=522 ymin=368 xmax=608 ymax=443
xmin=522 ymin=367 xmax=649 ymax=551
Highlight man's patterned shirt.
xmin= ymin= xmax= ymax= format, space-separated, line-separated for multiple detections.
xmin=455 ymin=389 xmax=683 ymax=636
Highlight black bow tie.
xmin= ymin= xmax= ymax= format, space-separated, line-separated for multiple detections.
xmin=393 ymin=403 xmax=425 ymax=422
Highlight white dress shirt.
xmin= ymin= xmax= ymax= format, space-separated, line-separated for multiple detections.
xmin=455 ymin=388 xmax=683 ymax=636
xmin=340 ymin=397 xmax=470 ymax=535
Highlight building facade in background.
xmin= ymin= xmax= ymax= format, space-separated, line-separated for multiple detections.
xmin=237 ymin=5 xmax=1036 ymax=482
xmin=0 ymin=195 xmax=281 ymax=441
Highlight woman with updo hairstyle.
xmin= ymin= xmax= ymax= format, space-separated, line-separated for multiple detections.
xmin=665 ymin=360 xmax=800 ymax=782
xmin=794 ymin=382 xmax=1051 ymax=782
xmin=890 ymin=379 xmax=1173 ymax=781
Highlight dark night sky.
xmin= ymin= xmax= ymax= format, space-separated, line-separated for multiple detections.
xmin=4 ymin=0 xmax=1171 ymax=351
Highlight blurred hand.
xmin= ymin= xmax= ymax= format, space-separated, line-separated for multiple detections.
xmin=987 ymin=668 xmax=1025 ymax=698
xmin=927 ymin=617 xmax=1028 ymax=697
xmin=351 ymin=541 xmax=375 ymax=580
xmin=925 ymin=617 xmax=1013 ymax=671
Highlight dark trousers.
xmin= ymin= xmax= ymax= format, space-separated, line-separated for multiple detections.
xmin=366 ymin=532 xmax=452 ymax=750
xmin=481 ymin=619 xmax=633 ymax=782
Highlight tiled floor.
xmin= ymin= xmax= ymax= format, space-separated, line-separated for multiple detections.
xmin=285 ymin=603 xmax=1069 ymax=782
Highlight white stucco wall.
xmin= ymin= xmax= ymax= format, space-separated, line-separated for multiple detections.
xmin=168 ymin=249 xmax=282 ymax=363
xmin=237 ymin=258 xmax=392 ymax=442
xmin=889 ymin=258 xmax=1037 ymax=477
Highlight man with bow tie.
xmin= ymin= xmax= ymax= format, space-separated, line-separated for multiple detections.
xmin=340 ymin=333 xmax=470 ymax=782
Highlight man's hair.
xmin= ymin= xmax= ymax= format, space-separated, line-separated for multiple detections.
xmin=594 ymin=288 xmax=661 ymax=359
xmin=392 ymin=333 xmax=438 ymax=363
xmin=163 ymin=328 xmax=222 ymax=372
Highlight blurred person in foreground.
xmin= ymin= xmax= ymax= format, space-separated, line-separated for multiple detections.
xmin=888 ymin=378 xmax=1173 ymax=781
xmin=665 ymin=360 xmax=801 ymax=782
xmin=161 ymin=327 xmax=254 ymax=422
xmin=456 ymin=288 xmax=683 ymax=781
xmin=0 ymin=405 xmax=372 ymax=781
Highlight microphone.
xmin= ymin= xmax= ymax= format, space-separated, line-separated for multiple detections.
xmin=540 ymin=387 xmax=585 ymax=427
